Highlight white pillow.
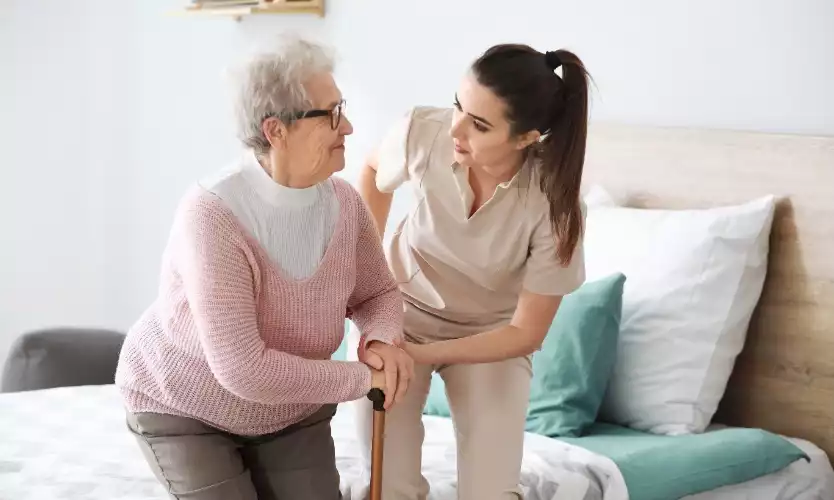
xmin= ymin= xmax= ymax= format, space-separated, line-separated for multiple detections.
xmin=583 ymin=186 xmax=776 ymax=435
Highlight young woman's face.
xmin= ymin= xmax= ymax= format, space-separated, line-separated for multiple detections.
xmin=449 ymin=72 xmax=538 ymax=181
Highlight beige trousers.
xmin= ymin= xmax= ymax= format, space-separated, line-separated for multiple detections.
xmin=348 ymin=309 xmax=532 ymax=500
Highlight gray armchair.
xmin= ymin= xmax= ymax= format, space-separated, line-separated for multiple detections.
xmin=1 ymin=327 xmax=126 ymax=393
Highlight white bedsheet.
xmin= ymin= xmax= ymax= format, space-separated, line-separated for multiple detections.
xmin=0 ymin=385 xmax=830 ymax=500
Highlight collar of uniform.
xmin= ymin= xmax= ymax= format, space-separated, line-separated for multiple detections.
xmin=501 ymin=160 xmax=533 ymax=190
xmin=450 ymin=156 xmax=532 ymax=191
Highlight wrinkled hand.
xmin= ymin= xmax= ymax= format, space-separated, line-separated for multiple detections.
xmin=362 ymin=340 xmax=414 ymax=410
xmin=359 ymin=344 xmax=384 ymax=371
xmin=370 ymin=368 xmax=387 ymax=391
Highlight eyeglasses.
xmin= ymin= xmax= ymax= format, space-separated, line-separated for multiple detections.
xmin=287 ymin=99 xmax=346 ymax=130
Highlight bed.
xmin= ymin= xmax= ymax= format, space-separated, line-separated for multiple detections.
xmin=2 ymin=122 xmax=834 ymax=500
xmin=0 ymin=384 xmax=831 ymax=500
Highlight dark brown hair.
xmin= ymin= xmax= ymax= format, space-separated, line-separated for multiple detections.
xmin=471 ymin=44 xmax=590 ymax=266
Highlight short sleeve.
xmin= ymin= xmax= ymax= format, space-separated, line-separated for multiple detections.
xmin=374 ymin=109 xmax=414 ymax=193
xmin=522 ymin=202 xmax=587 ymax=296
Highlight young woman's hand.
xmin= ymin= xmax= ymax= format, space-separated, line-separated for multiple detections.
xmin=366 ymin=341 xmax=414 ymax=409
xmin=401 ymin=341 xmax=433 ymax=365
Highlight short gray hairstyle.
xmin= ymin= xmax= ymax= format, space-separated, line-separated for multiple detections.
xmin=231 ymin=34 xmax=335 ymax=155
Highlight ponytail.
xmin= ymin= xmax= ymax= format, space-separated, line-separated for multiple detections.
xmin=472 ymin=44 xmax=591 ymax=266
xmin=538 ymin=50 xmax=589 ymax=265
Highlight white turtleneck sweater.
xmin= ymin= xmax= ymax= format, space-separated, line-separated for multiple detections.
xmin=198 ymin=151 xmax=339 ymax=281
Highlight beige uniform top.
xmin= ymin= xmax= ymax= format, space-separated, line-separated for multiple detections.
xmin=375 ymin=106 xmax=586 ymax=337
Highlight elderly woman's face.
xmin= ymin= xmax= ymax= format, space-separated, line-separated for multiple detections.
xmin=278 ymin=72 xmax=353 ymax=184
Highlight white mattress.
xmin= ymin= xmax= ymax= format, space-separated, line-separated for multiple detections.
xmin=0 ymin=385 xmax=831 ymax=500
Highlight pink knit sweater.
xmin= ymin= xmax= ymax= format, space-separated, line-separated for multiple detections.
xmin=115 ymin=178 xmax=403 ymax=436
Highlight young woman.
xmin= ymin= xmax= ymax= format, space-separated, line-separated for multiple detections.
xmin=352 ymin=44 xmax=590 ymax=499
xmin=115 ymin=36 xmax=413 ymax=500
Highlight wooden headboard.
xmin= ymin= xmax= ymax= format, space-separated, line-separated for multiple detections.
xmin=582 ymin=122 xmax=834 ymax=459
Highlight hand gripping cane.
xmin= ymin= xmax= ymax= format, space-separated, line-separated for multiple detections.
xmin=367 ymin=388 xmax=386 ymax=500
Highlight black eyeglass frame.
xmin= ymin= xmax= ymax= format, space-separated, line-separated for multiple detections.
xmin=264 ymin=100 xmax=346 ymax=130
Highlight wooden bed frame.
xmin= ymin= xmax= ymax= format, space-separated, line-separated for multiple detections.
xmin=581 ymin=122 xmax=834 ymax=460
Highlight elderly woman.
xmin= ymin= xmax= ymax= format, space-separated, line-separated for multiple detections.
xmin=115 ymin=36 xmax=413 ymax=500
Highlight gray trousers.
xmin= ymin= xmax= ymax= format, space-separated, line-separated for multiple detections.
xmin=126 ymin=404 xmax=341 ymax=500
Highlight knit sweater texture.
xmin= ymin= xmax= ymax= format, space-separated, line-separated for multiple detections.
xmin=115 ymin=175 xmax=403 ymax=436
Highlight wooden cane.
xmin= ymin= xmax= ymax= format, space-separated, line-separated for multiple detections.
xmin=367 ymin=388 xmax=386 ymax=500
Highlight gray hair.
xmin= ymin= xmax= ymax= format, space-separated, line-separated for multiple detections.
xmin=231 ymin=34 xmax=335 ymax=156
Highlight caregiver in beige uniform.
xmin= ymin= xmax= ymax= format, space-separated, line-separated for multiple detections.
xmin=352 ymin=44 xmax=591 ymax=500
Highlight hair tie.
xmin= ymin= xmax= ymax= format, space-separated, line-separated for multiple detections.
xmin=544 ymin=51 xmax=562 ymax=70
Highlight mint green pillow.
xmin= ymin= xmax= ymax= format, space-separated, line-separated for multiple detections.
xmin=331 ymin=320 xmax=350 ymax=360
xmin=423 ymin=370 xmax=452 ymax=417
xmin=526 ymin=272 xmax=625 ymax=437
xmin=423 ymin=273 xmax=626 ymax=439
xmin=560 ymin=422 xmax=809 ymax=500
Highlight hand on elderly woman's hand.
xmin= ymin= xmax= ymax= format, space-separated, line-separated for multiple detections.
xmin=364 ymin=340 xmax=414 ymax=410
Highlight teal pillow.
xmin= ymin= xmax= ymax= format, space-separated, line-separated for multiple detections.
xmin=331 ymin=320 xmax=350 ymax=360
xmin=560 ymin=422 xmax=809 ymax=500
xmin=423 ymin=273 xmax=626 ymax=439
xmin=526 ymin=272 xmax=625 ymax=437
xmin=423 ymin=370 xmax=451 ymax=417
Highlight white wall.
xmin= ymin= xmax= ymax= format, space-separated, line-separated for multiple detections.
xmin=1 ymin=1 xmax=128 ymax=362
xmin=2 ymin=0 xmax=832 ymax=364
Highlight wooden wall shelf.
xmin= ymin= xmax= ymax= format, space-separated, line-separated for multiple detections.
xmin=182 ymin=0 xmax=325 ymax=20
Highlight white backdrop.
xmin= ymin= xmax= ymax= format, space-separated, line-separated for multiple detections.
xmin=1 ymin=0 xmax=832 ymax=363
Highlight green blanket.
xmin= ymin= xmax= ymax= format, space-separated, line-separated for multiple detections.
xmin=558 ymin=423 xmax=809 ymax=500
